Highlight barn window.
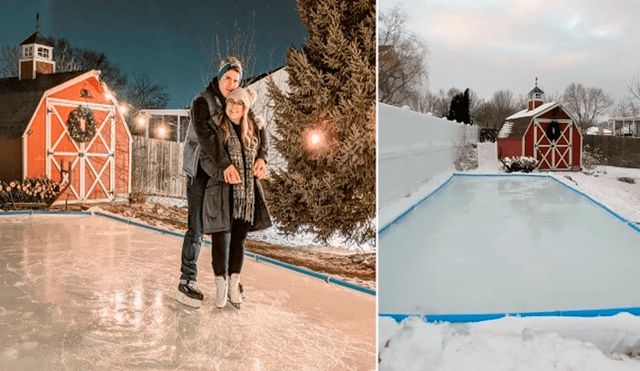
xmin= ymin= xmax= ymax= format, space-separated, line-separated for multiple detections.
xmin=25 ymin=46 xmax=33 ymax=57
xmin=37 ymin=47 xmax=49 ymax=58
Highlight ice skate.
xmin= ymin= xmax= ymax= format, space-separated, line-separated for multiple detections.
xmin=215 ymin=275 xmax=228 ymax=309
xmin=175 ymin=280 xmax=204 ymax=308
xmin=228 ymin=273 xmax=242 ymax=309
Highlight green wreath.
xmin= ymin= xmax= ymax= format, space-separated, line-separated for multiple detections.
xmin=67 ymin=105 xmax=97 ymax=143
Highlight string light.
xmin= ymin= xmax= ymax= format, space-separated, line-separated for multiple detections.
xmin=157 ymin=126 xmax=167 ymax=139
xmin=137 ymin=116 xmax=146 ymax=128
xmin=310 ymin=133 xmax=321 ymax=146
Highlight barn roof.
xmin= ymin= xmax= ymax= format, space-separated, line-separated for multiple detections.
xmin=528 ymin=85 xmax=544 ymax=95
xmin=243 ymin=65 xmax=285 ymax=86
xmin=20 ymin=31 xmax=54 ymax=47
xmin=0 ymin=70 xmax=89 ymax=138
xmin=498 ymin=102 xmax=559 ymax=139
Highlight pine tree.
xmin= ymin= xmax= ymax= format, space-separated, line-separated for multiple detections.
xmin=264 ymin=0 xmax=375 ymax=245
xmin=447 ymin=88 xmax=471 ymax=124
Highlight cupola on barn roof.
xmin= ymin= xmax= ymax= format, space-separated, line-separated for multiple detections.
xmin=20 ymin=31 xmax=54 ymax=47
xmin=528 ymin=85 xmax=544 ymax=95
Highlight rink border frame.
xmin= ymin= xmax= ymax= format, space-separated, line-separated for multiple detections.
xmin=378 ymin=172 xmax=640 ymax=323
xmin=380 ymin=307 xmax=640 ymax=324
xmin=0 ymin=209 xmax=375 ymax=297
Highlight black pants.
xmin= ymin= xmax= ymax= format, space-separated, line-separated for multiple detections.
xmin=210 ymin=218 xmax=252 ymax=277
xmin=179 ymin=164 xmax=208 ymax=282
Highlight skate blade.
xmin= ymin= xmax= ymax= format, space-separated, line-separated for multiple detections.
xmin=175 ymin=292 xmax=202 ymax=308
xmin=230 ymin=302 xmax=241 ymax=310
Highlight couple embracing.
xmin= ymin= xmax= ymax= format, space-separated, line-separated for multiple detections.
xmin=176 ymin=57 xmax=272 ymax=310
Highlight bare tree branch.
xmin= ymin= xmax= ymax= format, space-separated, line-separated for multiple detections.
xmin=201 ymin=26 xmax=258 ymax=85
xmin=126 ymin=72 xmax=169 ymax=110
xmin=378 ymin=4 xmax=429 ymax=107
xmin=562 ymin=83 xmax=613 ymax=132
xmin=0 ymin=45 xmax=20 ymax=78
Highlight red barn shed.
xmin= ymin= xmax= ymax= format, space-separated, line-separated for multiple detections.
xmin=497 ymin=83 xmax=582 ymax=171
xmin=0 ymin=32 xmax=131 ymax=203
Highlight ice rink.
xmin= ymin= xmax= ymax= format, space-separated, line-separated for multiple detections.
xmin=0 ymin=213 xmax=375 ymax=371
xmin=379 ymin=175 xmax=640 ymax=317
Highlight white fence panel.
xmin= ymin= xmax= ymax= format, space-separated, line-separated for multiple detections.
xmin=378 ymin=103 xmax=478 ymax=207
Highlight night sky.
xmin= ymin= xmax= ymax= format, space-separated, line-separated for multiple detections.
xmin=1 ymin=0 xmax=307 ymax=108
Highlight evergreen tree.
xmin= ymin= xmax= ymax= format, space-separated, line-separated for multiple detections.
xmin=447 ymin=88 xmax=471 ymax=124
xmin=264 ymin=0 xmax=375 ymax=245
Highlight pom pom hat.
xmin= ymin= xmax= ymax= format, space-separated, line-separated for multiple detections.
xmin=227 ymin=87 xmax=257 ymax=111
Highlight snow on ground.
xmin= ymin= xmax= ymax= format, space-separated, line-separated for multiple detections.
xmin=145 ymin=195 xmax=375 ymax=252
xmin=379 ymin=141 xmax=640 ymax=370
xmin=379 ymin=314 xmax=640 ymax=371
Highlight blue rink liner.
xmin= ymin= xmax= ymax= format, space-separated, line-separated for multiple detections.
xmin=378 ymin=172 xmax=640 ymax=323
xmin=0 ymin=209 xmax=375 ymax=297
xmin=380 ymin=307 xmax=640 ymax=324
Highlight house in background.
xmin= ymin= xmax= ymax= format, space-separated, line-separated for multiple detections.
xmin=585 ymin=126 xmax=613 ymax=136
xmin=608 ymin=117 xmax=640 ymax=137
xmin=0 ymin=31 xmax=132 ymax=202
xmin=135 ymin=109 xmax=189 ymax=143
xmin=498 ymin=82 xmax=582 ymax=171
xmin=245 ymin=66 xmax=289 ymax=171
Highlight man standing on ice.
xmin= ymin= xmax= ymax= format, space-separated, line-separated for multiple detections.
xmin=175 ymin=57 xmax=244 ymax=308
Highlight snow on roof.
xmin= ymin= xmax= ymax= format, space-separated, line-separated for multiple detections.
xmin=586 ymin=126 xmax=612 ymax=135
xmin=498 ymin=121 xmax=513 ymax=138
xmin=506 ymin=102 xmax=558 ymax=120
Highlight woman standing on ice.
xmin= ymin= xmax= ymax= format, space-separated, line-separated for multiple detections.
xmin=203 ymin=86 xmax=272 ymax=309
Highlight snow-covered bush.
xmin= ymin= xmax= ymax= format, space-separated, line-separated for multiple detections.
xmin=455 ymin=141 xmax=478 ymax=171
xmin=582 ymin=144 xmax=603 ymax=170
xmin=500 ymin=156 xmax=538 ymax=173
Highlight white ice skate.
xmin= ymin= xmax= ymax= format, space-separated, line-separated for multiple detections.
xmin=228 ymin=273 xmax=242 ymax=309
xmin=215 ymin=275 xmax=228 ymax=309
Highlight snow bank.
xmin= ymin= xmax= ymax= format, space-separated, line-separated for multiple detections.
xmin=379 ymin=314 xmax=640 ymax=370
xmin=143 ymin=196 xmax=375 ymax=252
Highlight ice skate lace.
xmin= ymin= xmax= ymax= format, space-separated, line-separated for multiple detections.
xmin=188 ymin=281 xmax=201 ymax=292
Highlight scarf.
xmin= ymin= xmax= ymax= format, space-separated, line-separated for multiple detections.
xmin=227 ymin=121 xmax=257 ymax=223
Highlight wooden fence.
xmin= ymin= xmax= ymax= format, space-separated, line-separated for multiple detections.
xmin=583 ymin=135 xmax=640 ymax=169
xmin=132 ymin=136 xmax=187 ymax=199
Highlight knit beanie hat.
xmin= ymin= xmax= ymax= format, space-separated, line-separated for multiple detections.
xmin=227 ymin=87 xmax=257 ymax=110
xmin=218 ymin=57 xmax=243 ymax=81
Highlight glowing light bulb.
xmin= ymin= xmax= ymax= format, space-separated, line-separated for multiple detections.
xmin=311 ymin=134 xmax=320 ymax=145
xmin=105 ymin=92 xmax=113 ymax=101
xmin=158 ymin=127 xmax=166 ymax=138
xmin=119 ymin=105 xmax=128 ymax=114
xmin=137 ymin=117 xmax=146 ymax=127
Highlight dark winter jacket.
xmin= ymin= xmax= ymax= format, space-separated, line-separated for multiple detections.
xmin=182 ymin=78 xmax=226 ymax=179
xmin=190 ymin=80 xmax=271 ymax=234
xmin=183 ymin=78 xmax=267 ymax=179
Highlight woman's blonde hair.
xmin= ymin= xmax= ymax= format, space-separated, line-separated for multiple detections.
xmin=222 ymin=87 xmax=258 ymax=148
xmin=218 ymin=112 xmax=257 ymax=149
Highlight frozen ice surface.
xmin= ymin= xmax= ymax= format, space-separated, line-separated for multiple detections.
xmin=0 ymin=214 xmax=375 ymax=371
xmin=379 ymin=176 xmax=640 ymax=315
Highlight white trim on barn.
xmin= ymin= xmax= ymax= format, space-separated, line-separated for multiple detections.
xmin=46 ymin=97 xmax=117 ymax=202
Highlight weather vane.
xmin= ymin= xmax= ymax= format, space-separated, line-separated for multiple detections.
xmin=36 ymin=13 xmax=39 ymax=31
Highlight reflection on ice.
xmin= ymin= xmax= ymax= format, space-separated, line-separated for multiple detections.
xmin=0 ymin=214 xmax=375 ymax=370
